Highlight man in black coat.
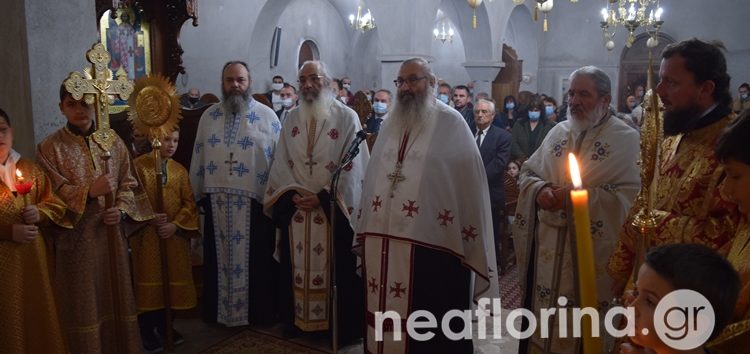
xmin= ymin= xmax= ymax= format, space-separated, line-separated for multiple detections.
xmin=471 ymin=98 xmax=512 ymax=266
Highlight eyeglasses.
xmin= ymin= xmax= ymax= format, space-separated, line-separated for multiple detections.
xmin=298 ymin=75 xmax=324 ymax=85
xmin=394 ymin=76 xmax=428 ymax=88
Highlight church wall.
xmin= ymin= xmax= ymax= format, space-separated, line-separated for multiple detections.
xmin=178 ymin=0 xmax=351 ymax=98
xmin=351 ymin=30 xmax=383 ymax=93
xmin=0 ymin=0 xmax=34 ymax=157
xmin=536 ymin=0 xmax=750 ymax=106
xmin=25 ymin=0 xmax=99 ymax=146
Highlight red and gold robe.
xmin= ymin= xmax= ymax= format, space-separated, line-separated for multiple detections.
xmin=131 ymin=154 xmax=199 ymax=311
xmin=0 ymin=158 xmax=70 ymax=354
xmin=608 ymin=111 xmax=741 ymax=283
xmin=36 ymin=126 xmax=153 ymax=354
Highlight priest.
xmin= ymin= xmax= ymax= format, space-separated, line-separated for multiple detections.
xmin=264 ymin=60 xmax=369 ymax=345
xmin=513 ymin=66 xmax=640 ymax=353
xmin=356 ymin=57 xmax=497 ymax=354
xmin=189 ymin=61 xmax=281 ymax=327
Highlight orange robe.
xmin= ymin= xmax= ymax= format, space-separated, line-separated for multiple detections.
xmin=608 ymin=112 xmax=741 ymax=283
xmin=36 ymin=126 xmax=153 ymax=354
xmin=131 ymin=155 xmax=199 ymax=311
xmin=0 ymin=158 xmax=70 ymax=354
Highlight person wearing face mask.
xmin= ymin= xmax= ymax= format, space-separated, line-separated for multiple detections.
xmin=275 ymin=83 xmax=298 ymax=125
xmin=180 ymin=88 xmax=208 ymax=109
xmin=364 ymin=89 xmax=391 ymax=139
xmin=437 ymin=82 xmax=452 ymax=106
xmin=496 ymin=95 xmax=518 ymax=131
xmin=510 ymin=96 xmax=556 ymax=162
xmin=542 ymin=96 xmax=559 ymax=122
xmin=732 ymin=82 xmax=750 ymax=113
xmin=265 ymin=75 xmax=285 ymax=111
xmin=342 ymin=76 xmax=355 ymax=103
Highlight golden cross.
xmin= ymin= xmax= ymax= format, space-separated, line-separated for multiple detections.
xmin=64 ymin=42 xmax=134 ymax=153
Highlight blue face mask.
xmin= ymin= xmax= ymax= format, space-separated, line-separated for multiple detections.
xmin=438 ymin=94 xmax=450 ymax=104
xmin=505 ymin=102 xmax=515 ymax=110
xmin=528 ymin=111 xmax=541 ymax=121
xmin=373 ymin=102 xmax=388 ymax=115
xmin=545 ymin=106 xmax=554 ymax=116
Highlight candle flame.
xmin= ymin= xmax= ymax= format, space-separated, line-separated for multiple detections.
xmin=15 ymin=169 xmax=23 ymax=180
xmin=568 ymin=153 xmax=582 ymax=189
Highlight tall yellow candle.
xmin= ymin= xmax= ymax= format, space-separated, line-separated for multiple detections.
xmin=567 ymin=153 xmax=601 ymax=353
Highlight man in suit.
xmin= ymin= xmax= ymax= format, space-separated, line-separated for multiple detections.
xmin=471 ymin=98 xmax=512 ymax=267
xmin=274 ymin=83 xmax=297 ymax=125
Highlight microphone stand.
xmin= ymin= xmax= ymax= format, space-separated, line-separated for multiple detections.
xmin=328 ymin=131 xmax=365 ymax=354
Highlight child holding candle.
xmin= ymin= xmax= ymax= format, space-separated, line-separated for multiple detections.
xmin=0 ymin=108 xmax=71 ymax=353
xmin=131 ymin=128 xmax=200 ymax=351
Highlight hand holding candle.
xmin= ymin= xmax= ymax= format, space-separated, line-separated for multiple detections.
xmin=14 ymin=169 xmax=33 ymax=206
xmin=568 ymin=153 xmax=601 ymax=353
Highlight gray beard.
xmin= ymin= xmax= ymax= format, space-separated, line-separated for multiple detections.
xmin=568 ymin=106 xmax=604 ymax=133
xmin=299 ymin=90 xmax=334 ymax=122
xmin=390 ymin=91 xmax=435 ymax=133
xmin=223 ymin=91 xmax=250 ymax=116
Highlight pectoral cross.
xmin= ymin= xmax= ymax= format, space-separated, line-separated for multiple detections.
xmin=63 ymin=42 xmax=134 ymax=154
xmin=225 ymin=152 xmax=238 ymax=175
xmin=387 ymin=162 xmax=405 ymax=198
xmin=304 ymin=156 xmax=317 ymax=175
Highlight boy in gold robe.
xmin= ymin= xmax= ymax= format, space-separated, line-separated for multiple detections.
xmin=132 ymin=128 xmax=200 ymax=351
xmin=0 ymin=108 xmax=71 ymax=353
xmin=36 ymin=87 xmax=153 ymax=354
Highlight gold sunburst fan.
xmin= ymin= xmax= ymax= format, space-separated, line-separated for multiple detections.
xmin=128 ymin=74 xmax=182 ymax=141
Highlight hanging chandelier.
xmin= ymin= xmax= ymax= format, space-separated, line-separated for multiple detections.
xmin=433 ymin=21 xmax=455 ymax=43
xmin=600 ymin=0 xmax=664 ymax=50
xmin=511 ymin=0 xmax=579 ymax=32
xmin=348 ymin=0 xmax=375 ymax=32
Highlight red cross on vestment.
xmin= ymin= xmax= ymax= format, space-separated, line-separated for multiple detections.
xmin=438 ymin=209 xmax=454 ymax=226
xmin=402 ymin=200 xmax=419 ymax=217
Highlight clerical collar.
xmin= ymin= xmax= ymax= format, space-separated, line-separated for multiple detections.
xmin=693 ymin=103 xmax=730 ymax=132
xmin=66 ymin=122 xmax=95 ymax=136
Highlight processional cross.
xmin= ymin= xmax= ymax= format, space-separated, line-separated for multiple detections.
xmin=64 ymin=42 xmax=134 ymax=155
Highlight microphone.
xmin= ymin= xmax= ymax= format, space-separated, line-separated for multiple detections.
xmin=341 ymin=130 xmax=368 ymax=166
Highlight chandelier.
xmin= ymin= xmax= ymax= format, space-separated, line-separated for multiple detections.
xmin=600 ymin=0 xmax=664 ymax=50
xmin=348 ymin=0 xmax=375 ymax=32
xmin=511 ymin=0 xmax=579 ymax=32
xmin=433 ymin=21 xmax=455 ymax=43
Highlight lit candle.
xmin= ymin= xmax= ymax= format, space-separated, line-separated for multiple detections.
xmin=15 ymin=169 xmax=24 ymax=183
xmin=567 ymin=153 xmax=601 ymax=353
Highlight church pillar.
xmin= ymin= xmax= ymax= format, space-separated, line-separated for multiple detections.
xmin=463 ymin=61 xmax=504 ymax=97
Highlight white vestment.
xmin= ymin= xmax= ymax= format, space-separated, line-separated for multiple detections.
xmin=264 ymin=99 xmax=369 ymax=331
xmin=356 ymin=100 xmax=498 ymax=354
xmin=189 ymin=99 xmax=281 ymax=326
xmin=512 ymin=115 xmax=640 ymax=353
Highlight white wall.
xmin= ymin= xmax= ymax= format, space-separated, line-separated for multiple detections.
xmin=178 ymin=0 xmax=352 ymax=97
xmin=430 ymin=19 xmax=470 ymax=89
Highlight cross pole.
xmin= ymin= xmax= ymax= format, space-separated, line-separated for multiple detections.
xmin=64 ymin=42 xmax=134 ymax=354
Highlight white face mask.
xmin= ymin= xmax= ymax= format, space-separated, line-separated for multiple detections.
xmin=271 ymin=83 xmax=283 ymax=91
xmin=373 ymin=102 xmax=388 ymax=114
xmin=343 ymin=83 xmax=351 ymax=90
xmin=281 ymin=98 xmax=293 ymax=108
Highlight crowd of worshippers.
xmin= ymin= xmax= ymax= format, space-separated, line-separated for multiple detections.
xmin=2 ymin=37 xmax=749 ymax=354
